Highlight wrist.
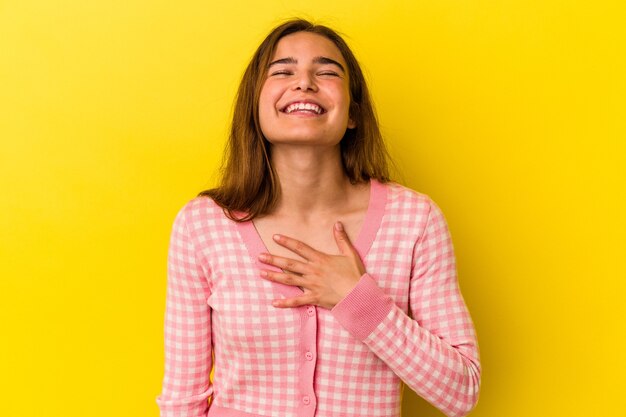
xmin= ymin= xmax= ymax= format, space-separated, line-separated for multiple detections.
xmin=331 ymin=272 xmax=364 ymax=308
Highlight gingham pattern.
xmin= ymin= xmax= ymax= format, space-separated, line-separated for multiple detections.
xmin=156 ymin=180 xmax=481 ymax=417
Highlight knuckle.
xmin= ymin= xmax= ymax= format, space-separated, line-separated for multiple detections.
xmin=290 ymin=297 xmax=304 ymax=307
xmin=310 ymin=255 xmax=323 ymax=266
xmin=310 ymin=253 xmax=322 ymax=263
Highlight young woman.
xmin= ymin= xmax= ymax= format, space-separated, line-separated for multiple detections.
xmin=156 ymin=19 xmax=481 ymax=417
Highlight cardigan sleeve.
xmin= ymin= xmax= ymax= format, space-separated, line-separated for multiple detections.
xmin=331 ymin=198 xmax=481 ymax=417
xmin=156 ymin=207 xmax=213 ymax=417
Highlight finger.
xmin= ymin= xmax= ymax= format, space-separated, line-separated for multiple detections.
xmin=259 ymin=269 xmax=304 ymax=286
xmin=333 ymin=221 xmax=358 ymax=256
xmin=258 ymin=253 xmax=308 ymax=274
xmin=271 ymin=294 xmax=316 ymax=308
xmin=272 ymin=234 xmax=320 ymax=261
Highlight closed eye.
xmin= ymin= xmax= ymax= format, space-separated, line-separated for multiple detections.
xmin=270 ymin=70 xmax=293 ymax=76
xmin=317 ymin=71 xmax=339 ymax=77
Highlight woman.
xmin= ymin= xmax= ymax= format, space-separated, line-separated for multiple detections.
xmin=156 ymin=18 xmax=481 ymax=417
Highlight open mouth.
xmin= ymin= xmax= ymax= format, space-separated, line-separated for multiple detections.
xmin=281 ymin=101 xmax=326 ymax=115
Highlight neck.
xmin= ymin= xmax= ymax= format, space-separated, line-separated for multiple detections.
xmin=270 ymin=144 xmax=352 ymax=218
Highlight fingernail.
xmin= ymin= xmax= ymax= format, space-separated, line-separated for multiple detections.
xmin=335 ymin=221 xmax=344 ymax=231
xmin=260 ymin=270 xmax=268 ymax=277
xmin=259 ymin=253 xmax=268 ymax=261
xmin=273 ymin=234 xmax=281 ymax=241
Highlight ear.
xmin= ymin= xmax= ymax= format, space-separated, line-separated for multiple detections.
xmin=347 ymin=117 xmax=357 ymax=129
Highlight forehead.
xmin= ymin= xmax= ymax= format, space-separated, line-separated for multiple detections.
xmin=271 ymin=32 xmax=346 ymax=65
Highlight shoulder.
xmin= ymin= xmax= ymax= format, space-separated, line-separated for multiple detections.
xmin=381 ymin=180 xmax=439 ymax=217
xmin=378 ymin=180 xmax=451 ymax=238
xmin=177 ymin=195 xmax=224 ymax=217
xmin=172 ymin=195 xmax=232 ymax=234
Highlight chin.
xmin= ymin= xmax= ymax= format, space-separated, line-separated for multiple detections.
xmin=265 ymin=128 xmax=346 ymax=146
xmin=267 ymin=134 xmax=343 ymax=147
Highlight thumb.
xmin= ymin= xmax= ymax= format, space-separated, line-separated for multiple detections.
xmin=333 ymin=221 xmax=357 ymax=256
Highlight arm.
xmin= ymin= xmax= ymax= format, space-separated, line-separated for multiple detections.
xmin=331 ymin=199 xmax=481 ymax=417
xmin=156 ymin=207 xmax=213 ymax=417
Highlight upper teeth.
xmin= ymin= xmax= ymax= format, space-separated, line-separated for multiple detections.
xmin=285 ymin=102 xmax=323 ymax=114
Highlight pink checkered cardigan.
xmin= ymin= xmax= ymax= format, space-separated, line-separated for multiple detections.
xmin=156 ymin=179 xmax=481 ymax=417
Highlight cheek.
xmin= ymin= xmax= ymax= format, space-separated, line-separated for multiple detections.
xmin=259 ymin=80 xmax=282 ymax=104
xmin=258 ymin=88 xmax=271 ymax=114
xmin=332 ymin=84 xmax=352 ymax=113
xmin=258 ymin=86 xmax=279 ymax=137
xmin=258 ymin=96 xmax=275 ymax=132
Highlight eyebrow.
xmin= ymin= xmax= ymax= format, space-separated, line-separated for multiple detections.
xmin=268 ymin=56 xmax=345 ymax=73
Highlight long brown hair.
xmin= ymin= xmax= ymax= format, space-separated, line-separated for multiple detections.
xmin=199 ymin=18 xmax=391 ymax=221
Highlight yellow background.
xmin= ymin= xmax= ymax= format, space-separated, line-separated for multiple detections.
xmin=1 ymin=1 xmax=624 ymax=416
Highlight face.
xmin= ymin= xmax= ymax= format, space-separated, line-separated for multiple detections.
xmin=258 ymin=32 xmax=355 ymax=147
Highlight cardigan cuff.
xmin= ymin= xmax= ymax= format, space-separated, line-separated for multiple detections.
xmin=156 ymin=386 xmax=212 ymax=415
xmin=331 ymin=273 xmax=395 ymax=341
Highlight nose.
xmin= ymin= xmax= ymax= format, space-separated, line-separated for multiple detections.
xmin=292 ymin=71 xmax=318 ymax=92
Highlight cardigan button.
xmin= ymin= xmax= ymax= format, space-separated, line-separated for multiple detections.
xmin=305 ymin=351 xmax=313 ymax=361
xmin=302 ymin=395 xmax=311 ymax=405
xmin=306 ymin=306 xmax=315 ymax=316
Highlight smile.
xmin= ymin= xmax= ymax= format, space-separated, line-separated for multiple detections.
xmin=281 ymin=101 xmax=325 ymax=115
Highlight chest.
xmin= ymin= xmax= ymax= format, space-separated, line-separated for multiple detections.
xmin=202 ymin=197 xmax=417 ymax=345
xmin=252 ymin=215 xmax=364 ymax=262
